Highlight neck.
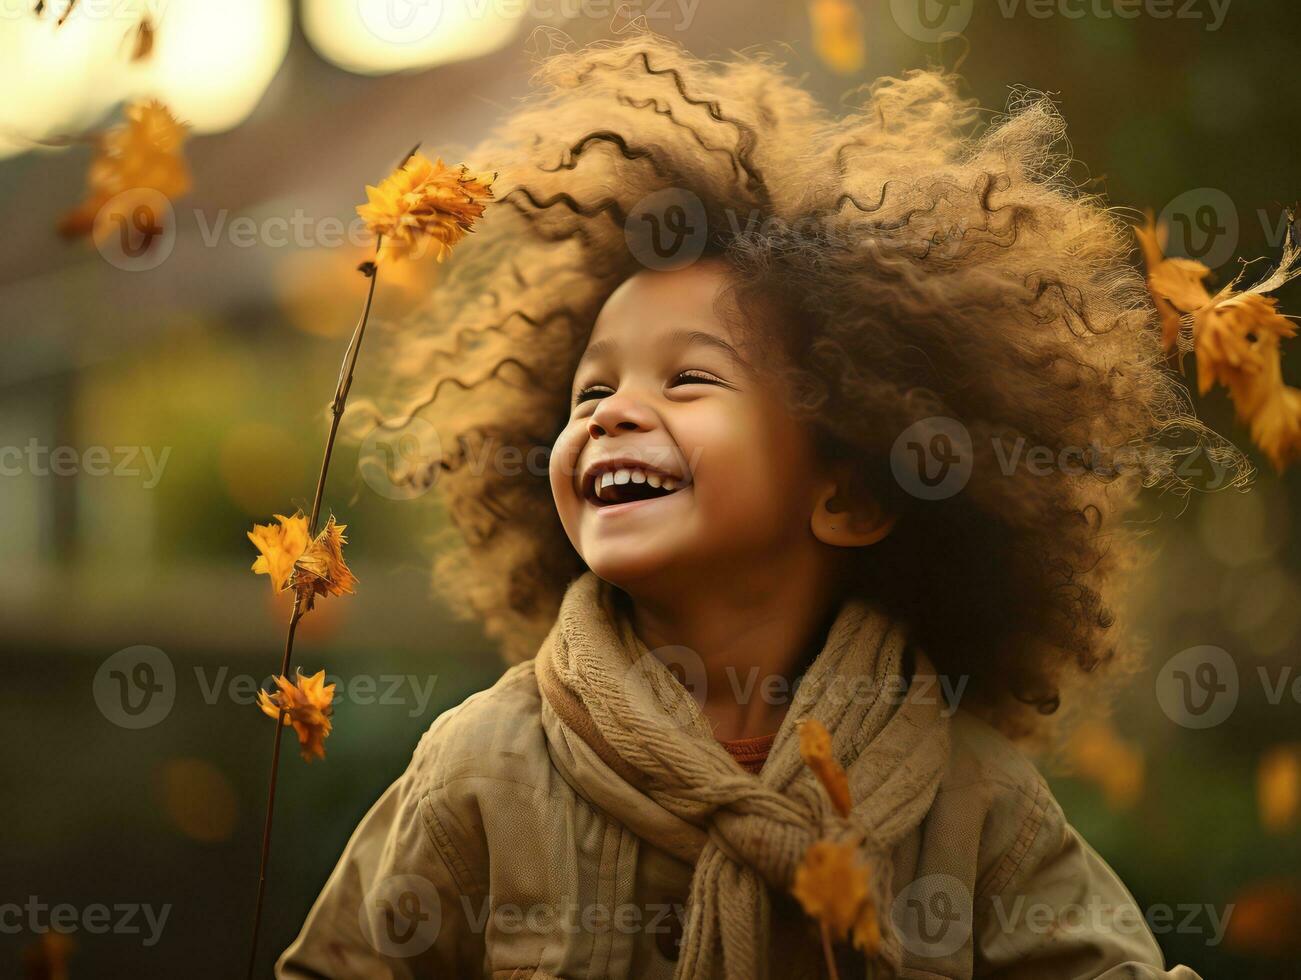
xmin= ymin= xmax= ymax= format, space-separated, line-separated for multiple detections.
xmin=624 ymin=553 xmax=845 ymax=741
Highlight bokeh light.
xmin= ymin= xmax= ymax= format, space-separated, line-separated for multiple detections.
xmin=0 ymin=0 xmax=291 ymax=159
xmin=301 ymin=0 xmax=523 ymax=75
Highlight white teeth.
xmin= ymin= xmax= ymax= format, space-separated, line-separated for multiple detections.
xmin=589 ymin=464 xmax=689 ymax=503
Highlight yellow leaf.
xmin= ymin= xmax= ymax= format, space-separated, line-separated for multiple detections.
xmin=1137 ymin=211 xmax=1301 ymax=472
xmin=1135 ymin=213 xmax=1212 ymax=353
xmin=257 ymin=668 xmax=336 ymax=762
xmin=798 ymin=718 xmax=852 ymax=817
xmin=248 ymin=513 xmax=310 ymax=593
xmin=356 ymin=152 xmax=495 ymax=264
xmin=810 ymin=0 xmax=866 ymax=76
xmin=290 ymin=516 xmax=358 ymax=611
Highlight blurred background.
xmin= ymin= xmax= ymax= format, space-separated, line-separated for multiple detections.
xmin=2 ymin=0 xmax=1299 ymax=976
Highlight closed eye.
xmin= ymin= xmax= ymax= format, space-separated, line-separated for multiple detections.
xmin=670 ymin=369 xmax=726 ymax=387
xmin=574 ymin=384 xmax=614 ymax=405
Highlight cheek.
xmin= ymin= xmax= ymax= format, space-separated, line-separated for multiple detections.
xmin=548 ymin=422 xmax=586 ymax=522
xmin=689 ymin=408 xmax=817 ymax=526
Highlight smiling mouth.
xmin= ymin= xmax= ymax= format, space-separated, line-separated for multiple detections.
xmin=583 ymin=465 xmax=689 ymax=507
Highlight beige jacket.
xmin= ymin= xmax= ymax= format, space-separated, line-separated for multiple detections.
xmin=278 ymin=661 xmax=1201 ymax=979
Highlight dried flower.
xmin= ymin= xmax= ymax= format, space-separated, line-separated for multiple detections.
xmin=290 ymin=516 xmax=357 ymax=612
xmin=248 ymin=513 xmax=311 ymax=593
xmin=798 ymin=718 xmax=852 ymax=817
xmin=58 ymin=98 xmax=191 ymax=241
xmin=792 ymin=839 xmax=881 ymax=956
xmin=795 ymin=719 xmax=881 ymax=968
xmin=258 ymin=669 xmax=336 ymax=762
xmin=356 ymin=152 xmax=496 ymax=264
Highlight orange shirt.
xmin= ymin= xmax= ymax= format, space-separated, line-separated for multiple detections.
xmin=718 ymin=732 xmax=777 ymax=775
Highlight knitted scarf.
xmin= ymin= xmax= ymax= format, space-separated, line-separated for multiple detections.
xmin=534 ymin=572 xmax=953 ymax=979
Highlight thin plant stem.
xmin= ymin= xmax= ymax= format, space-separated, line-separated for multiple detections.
xmin=308 ymin=260 xmax=381 ymax=536
xmin=243 ymin=277 xmax=378 ymax=978
xmin=820 ymin=921 xmax=842 ymax=980
xmin=245 ymin=597 xmax=302 ymax=979
xmin=244 ymin=142 xmax=420 ymax=979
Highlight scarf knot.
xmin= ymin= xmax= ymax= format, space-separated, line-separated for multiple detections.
xmin=535 ymin=572 xmax=952 ymax=979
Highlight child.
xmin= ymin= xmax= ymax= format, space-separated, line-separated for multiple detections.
xmin=279 ymin=33 xmax=1226 ymax=979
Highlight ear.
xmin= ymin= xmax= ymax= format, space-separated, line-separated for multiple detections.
xmin=811 ymin=483 xmax=896 ymax=548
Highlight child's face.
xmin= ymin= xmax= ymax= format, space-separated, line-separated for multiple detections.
xmin=549 ymin=259 xmax=832 ymax=597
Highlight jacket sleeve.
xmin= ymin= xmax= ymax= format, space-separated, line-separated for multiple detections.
xmin=275 ymin=723 xmax=486 ymax=979
xmin=975 ymin=789 xmax=1204 ymax=980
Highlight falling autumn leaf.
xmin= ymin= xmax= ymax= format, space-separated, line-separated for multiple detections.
xmin=1258 ymin=744 xmax=1301 ymax=834
xmin=1135 ymin=214 xmax=1211 ymax=354
xmin=792 ymin=839 xmax=882 ymax=956
xmin=258 ymin=668 xmax=336 ymax=762
xmin=798 ymin=718 xmax=852 ymax=818
xmin=290 ymin=516 xmax=357 ymax=612
xmin=356 ymin=152 xmax=496 ymax=264
xmin=58 ymin=98 xmax=190 ymax=241
xmin=811 ymin=0 xmax=863 ymax=75
xmin=810 ymin=0 xmax=866 ymax=75
xmin=1137 ymin=212 xmax=1301 ymax=472
xmin=248 ymin=513 xmax=311 ymax=593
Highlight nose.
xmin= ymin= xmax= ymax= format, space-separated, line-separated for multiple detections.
xmin=587 ymin=391 xmax=655 ymax=439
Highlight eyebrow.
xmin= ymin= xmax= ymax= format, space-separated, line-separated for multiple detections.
xmin=577 ymin=328 xmax=744 ymax=367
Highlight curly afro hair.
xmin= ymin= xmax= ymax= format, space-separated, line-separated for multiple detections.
xmin=355 ymin=32 xmax=1249 ymax=739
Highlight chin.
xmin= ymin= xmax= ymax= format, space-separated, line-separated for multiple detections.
xmin=582 ymin=546 xmax=690 ymax=598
